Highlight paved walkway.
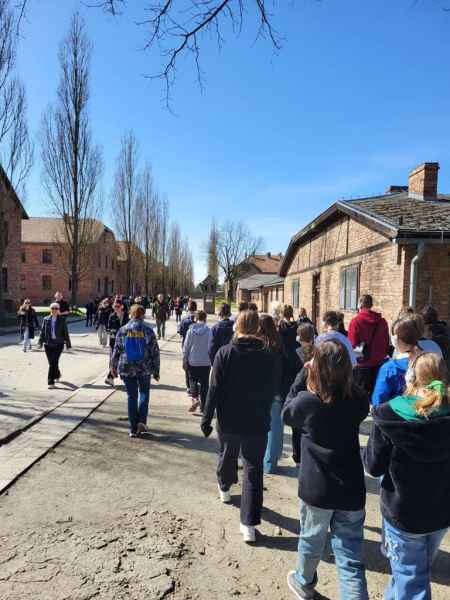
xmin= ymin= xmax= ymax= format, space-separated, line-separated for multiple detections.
xmin=0 ymin=314 xmax=181 ymax=494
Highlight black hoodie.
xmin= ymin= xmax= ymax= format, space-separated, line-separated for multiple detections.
xmin=279 ymin=320 xmax=302 ymax=398
xmin=202 ymin=337 xmax=275 ymax=435
xmin=364 ymin=401 xmax=450 ymax=533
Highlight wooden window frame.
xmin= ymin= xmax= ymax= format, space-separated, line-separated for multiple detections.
xmin=339 ymin=263 xmax=360 ymax=311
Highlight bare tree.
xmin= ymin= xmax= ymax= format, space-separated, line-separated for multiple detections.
xmin=138 ymin=162 xmax=159 ymax=296
xmin=206 ymin=218 xmax=219 ymax=283
xmin=41 ymin=13 xmax=103 ymax=307
xmin=0 ymin=0 xmax=33 ymax=316
xmin=217 ymin=220 xmax=263 ymax=301
xmin=112 ymin=130 xmax=142 ymax=295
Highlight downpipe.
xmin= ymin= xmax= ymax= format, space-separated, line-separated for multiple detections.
xmin=409 ymin=242 xmax=425 ymax=309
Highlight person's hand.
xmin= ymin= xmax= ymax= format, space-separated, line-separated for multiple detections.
xmin=201 ymin=422 xmax=213 ymax=438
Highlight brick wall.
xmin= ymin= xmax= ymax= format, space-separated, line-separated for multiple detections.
xmin=21 ymin=230 xmax=121 ymax=306
xmin=1 ymin=196 xmax=22 ymax=310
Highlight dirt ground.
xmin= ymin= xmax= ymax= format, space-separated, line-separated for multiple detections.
xmin=0 ymin=333 xmax=449 ymax=600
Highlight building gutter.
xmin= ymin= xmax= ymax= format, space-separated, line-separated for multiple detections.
xmin=408 ymin=242 xmax=425 ymax=309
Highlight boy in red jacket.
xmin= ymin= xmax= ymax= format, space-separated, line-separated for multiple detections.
xmin=348 ymin=294 xmax=389 ymax=398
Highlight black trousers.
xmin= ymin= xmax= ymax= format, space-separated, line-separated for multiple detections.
xmin=292 ymin=427 xmax=302 ymax=464
xmin=353 ymin=366 xmax=380 ymax=400
xmin=188 ymin=365 xmax=210 ymax=410
xmin=217 ymin=429 xmax=268 ymax=526
xmin=85 ymin=313 xmax=93 ymax=326
xmin=44 ymin=344 xmax=64 ymax=384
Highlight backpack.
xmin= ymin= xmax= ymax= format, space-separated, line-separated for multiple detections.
xmin=124 ymin=326 xmax=146 ymax=363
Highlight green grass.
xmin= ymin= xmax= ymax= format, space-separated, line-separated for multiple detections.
xmin=214 ymin=296 xmax=237 ymax=311
xmin=0 ymin=307 xmax=85 ymax=328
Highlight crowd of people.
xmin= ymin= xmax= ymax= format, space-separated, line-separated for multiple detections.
xmin=14 ymin=289 xmax=450 ymax=599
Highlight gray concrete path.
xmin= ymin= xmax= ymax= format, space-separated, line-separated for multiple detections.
xmin=0 ymin=314 xmax=182 ymax=494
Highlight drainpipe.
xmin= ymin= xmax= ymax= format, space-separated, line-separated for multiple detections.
xmin=409 ymin=242 xmax=425 ymax=309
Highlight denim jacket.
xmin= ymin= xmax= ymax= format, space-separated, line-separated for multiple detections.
xmin=111 ymin=319 xmax=160 ymax=378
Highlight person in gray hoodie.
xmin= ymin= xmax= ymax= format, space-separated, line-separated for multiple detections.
xmin=183 ymin=310 xmax=212 ymax=413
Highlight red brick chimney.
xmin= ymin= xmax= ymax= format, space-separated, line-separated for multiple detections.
xmin=408 ymin=162 xmax=439 ymax=200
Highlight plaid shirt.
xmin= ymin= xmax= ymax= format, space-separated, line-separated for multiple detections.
xmin=111 ymin=319 xmax=160 ymax=378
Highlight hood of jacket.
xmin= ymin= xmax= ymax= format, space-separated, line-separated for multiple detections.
xmin=374 ymin=402 xmax=450 ymax=464
xmin=232 ymin=336 xmax=266 ymax=354
xmin=191 ymin=323 xmax=209 ymax=336
xmin=356 ymin=308 xmax=383 ymax=325
xmin=216 ymin=318 xmax=234 ymax=332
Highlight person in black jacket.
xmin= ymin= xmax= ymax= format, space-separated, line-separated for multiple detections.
xmin=282 ymin=339 xmax=369 ymax=600
xmin=154 ymin=293 xmax=169 ymax=339
xmin=364 ymin=351 xmax=450 ymax=600
xmin=208 ymin=302 xmax=234 ymax=364
xmin=259 ymin=315 xmax=287 ymax=474
xmin=95 ymin=298 xmax=112 ymax=347
xmin=105 ymin=299 xmax=129 ymax=385
xmin=178 ymin=300 xmax=197 ymax=394
xmin=201 ymin=310 xmax=276 ymax=544
xmin=85 ymin=299 xmax=95 ymax=327
xmin=17 ymin=298 xmax=39 ymax=352
xmin=38 ymin=303 xmax=72 ymax=389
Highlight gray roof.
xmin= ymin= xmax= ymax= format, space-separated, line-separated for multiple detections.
xmin=237 ymin=274 xmax=282 ymax=291
xmin=346 ymin=192 xmax=450 ymax=234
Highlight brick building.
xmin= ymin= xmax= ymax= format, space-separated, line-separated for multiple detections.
xmin=116 ymin=241 xmax=145 ymax=297
xmin=227 ymin=252 xmax=283 ymax=301
xmin=21 ymin=218 xmax=120 ymax=306
xmin=0 ymin=167 xmax=28 ymax=311
xmin=279 ymin=162 xmax=450 ymax=328
xmin=236 ymin=274 xmax=284 ymax=312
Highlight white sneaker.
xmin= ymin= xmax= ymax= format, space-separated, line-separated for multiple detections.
xmin=48 ymin=384 xmax=56 ymax=389
xmin=240 ymin=523 xmax=256 ymax=543
xmin=218 ymin=484 xmax=231 ymax=504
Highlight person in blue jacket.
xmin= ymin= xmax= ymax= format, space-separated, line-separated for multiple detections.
xmin=208 ymin=302 xmax=234 ymax=364
xmin=372 ymin=315 xmax=442 ymax=406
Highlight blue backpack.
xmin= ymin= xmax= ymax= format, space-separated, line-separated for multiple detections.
xmin=124 ymin=325 xmax=146 ymax=363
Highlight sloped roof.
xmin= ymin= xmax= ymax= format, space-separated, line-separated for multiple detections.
xmin=116 ymin=240 xmax=145 ymax=261
xmin=279 ymin=191 xmax=450 ymax=277
xmin=247 ymin=253 xmax=283 ymax=274
xmin=22 ymin=217 xmax=114 ymax=244
xmin=237 ymin=273 xmax=282 ymax=291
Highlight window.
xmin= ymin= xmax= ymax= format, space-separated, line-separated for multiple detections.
xmin=112 ymin=258 xmax=114 ymax=270
xmin=42 ymin=275 xmax=52 ymax=291
xmin=1 ymin=217 xmax=8 ymax=247
xmin=42 ymin=249 xmax=52 ymax=264
xmin=291 ymin=279 xmax=300 ymax=309
xmin=20 ymin=274 xmax=26 ymax=290
xmin=97 ymin=278 xmax=101 ymax=293
xmin=98 ymin=254 xmax=101 ymax=268
xmin=340 ymin=265 xmax=359 ymax=311
xmin=105 ymin=255 xmax=108 ymax=269
xmin=1 ymin=267 xmax=7 ymax=292
xmin=68 ymin=278 xmax=72 ymax=291
xmin=111 ymin=280 xmax=114 ymax=293
xmin=21 ymin=250 xmax=26 ymax=263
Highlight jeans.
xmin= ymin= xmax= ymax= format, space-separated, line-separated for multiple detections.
xmin=263 ymin=397 xmax=284 ymax=473
xmin=86 ymin=313 xmax=93 ymax=326
xmin=44 ymin=344 xmax=64 ymax=385
xmin=383 ymin=518 xmax=448 ymax=600
xmin=217 ymin=429 xmax=267 ymax=526
xmin=188 ymin=365 xmax=211 ymax=411
xmin=295 ymin=500 xmax=368 ymax=600
xmin=176 ymin=313 xmax=182 ymax=323
xmin=23 ymin=327 xmax=32 ymax=350
xmin=156 ymin=320 xmax=166 ymax=339
xmin=122 ymin=375 xmax=151 ymax=434
xmin=97 ymin=324 xmax=107 ymax=346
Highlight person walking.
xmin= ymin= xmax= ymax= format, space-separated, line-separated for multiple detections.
xmin=348 ymin=294 xmax=390 ymax=396
xmin=154 ymin=293 xmax=169 ymax=340
xmin=178 ymin=300 xmax=197 ymax=394
xmin=183 ymin=310 xmax=211 ymax=413
xmin=208 ymin=302 xmax=234 ymax=365
xmin=95 ymin=298 xmax=112 ymax=347
xmin=259 ymin=315 xmax=286 ymax=474
xmin=111 ymin=304 xmax=160 ymax=437
xmin=283 ymin=339 xmax=369 ymax=600
xmin=85 ymin=298 xmax=95 ymax=327
xmin=105 ymin=299 xmax=129 ymax=386
xmin=54 ymin=291 xmax=70 ymax=318
xmin=201 ymin=310 xmax=276 ymax=543
xmin=364 ymin=352 xmax=450 ymax=600
xmin=297 ymin=307 xmax=314 ymax=327
xmin=421 ymin=305 xmax=450 ymax=367
xmin=174 ymin=297 xmax=183 ymax=323
xmin=38 ymin=303 xmax=72 ymax=389
xmin=17 ymin=299 xmax=39 ymax=352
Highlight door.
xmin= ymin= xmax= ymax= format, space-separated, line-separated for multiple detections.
xmin=312 ymin=272 xmax=321 ymax=329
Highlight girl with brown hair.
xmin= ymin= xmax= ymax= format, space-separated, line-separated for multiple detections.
xmin=365 ymin=352 xmax=450 ymax=600
xmin=201 ymin=310 xmax=276 ymax=543
xmin=283 ymin=339 xmax=369 ymax=600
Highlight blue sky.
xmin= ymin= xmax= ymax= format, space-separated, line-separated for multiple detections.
xmin=16 ymin=0 xmax=450 ymax=282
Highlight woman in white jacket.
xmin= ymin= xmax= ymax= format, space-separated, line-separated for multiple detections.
xmin=183 ymin=310 xmax=212 ymax=414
